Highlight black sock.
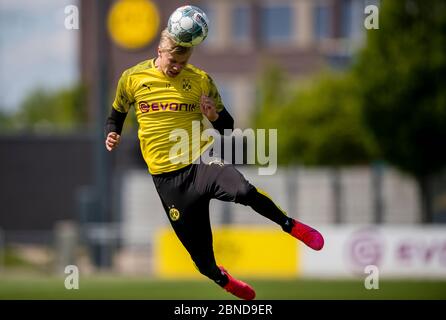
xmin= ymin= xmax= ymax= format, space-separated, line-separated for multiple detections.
xmin=214 ymin=270 xmax=229 ymax=287
xmin=244 ymin=188 xmax=293 ymax=232
xmin=281 ymin=217 xmax=293 ymax=233
xmin=194 ymin=260 xmax=229 ymax=287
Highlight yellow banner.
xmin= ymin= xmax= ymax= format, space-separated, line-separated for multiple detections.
xmin=154 ymin=227 xmax=299 ymax=278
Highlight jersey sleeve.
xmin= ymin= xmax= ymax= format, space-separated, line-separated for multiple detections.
xmin=203 ymin=74 xmax=225 ymax=113
xmin=112 ymin=70 xmax=135 ymax=113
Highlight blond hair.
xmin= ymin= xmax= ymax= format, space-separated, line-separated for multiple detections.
xmin=159 ymin=29 xmax=192 ymax=55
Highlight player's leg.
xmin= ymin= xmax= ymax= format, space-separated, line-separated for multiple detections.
xmin=157 ymin=194 xmax=255 ymax=300
xmin=153 ymin=169 xmax=255 ymax=300
xmin=158 ymin=196 xmax=220 ymax=279
xmin=247 ymin=186 xmax=324 ymax=250
xmin=198 ymin=161 xmax=324 ymax=250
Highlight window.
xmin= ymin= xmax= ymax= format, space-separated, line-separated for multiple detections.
xmin=313 ymin=5 xmax=331 ymax=40
xmin=340 ymin=0 xmax=353 ymax=38
xmin=232 ymin=5 xmax=251 ymax=43
xmin=261 ymin=5 xmax=293 ymax=44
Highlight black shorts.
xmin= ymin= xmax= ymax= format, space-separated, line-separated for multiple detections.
xmin=152 ymin=160 xmax=255 ymax=266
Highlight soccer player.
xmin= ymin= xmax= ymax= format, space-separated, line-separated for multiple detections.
xmin=105 ymin=29 xmax=324 ymax=300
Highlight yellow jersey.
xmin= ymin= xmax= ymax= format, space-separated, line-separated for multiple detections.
xmin=112 ymin=58 xmax=225 ymax=174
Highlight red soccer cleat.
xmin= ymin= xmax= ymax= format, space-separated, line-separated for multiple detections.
xmin=290 ymin=219 xmax=324 ymax=251
xmin=219 ymin=266 xmax=256 ymax=300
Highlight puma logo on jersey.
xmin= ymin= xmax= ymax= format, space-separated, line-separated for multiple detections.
xmin=142 ymin=83 xmax=152 ymax=91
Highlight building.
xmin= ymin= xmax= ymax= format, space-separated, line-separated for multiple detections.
xmin=81 ymin=0 xmax=376 ymax=128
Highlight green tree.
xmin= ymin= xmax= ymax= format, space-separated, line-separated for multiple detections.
xmin=255 ymin=69 xmax=378 ymax=167
xmin=354 ymin=0 xmax=446 ymax=222
xmin=14 ymin=84 xmax=86 ymax=131
xmin=254 ymin=68 xmax=378 ymax=224
xmin=0 ymin=109 xmax=15 ymax=131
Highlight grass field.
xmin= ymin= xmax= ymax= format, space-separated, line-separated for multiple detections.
xmin=0 ymin=275 xmax=445 ymax=300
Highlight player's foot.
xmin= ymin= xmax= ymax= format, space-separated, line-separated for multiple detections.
xmin=219 ymin=266 xmax=256 ymax=300
xmin=289 ymin=219 xmax=324 ymax=251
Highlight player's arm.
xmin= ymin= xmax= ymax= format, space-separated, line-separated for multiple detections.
xmin=200 ymin=96 xmax=234 ymax=135
xmin=211 ymin=107 xmax=234 ymax=135
xmin=105 ymin=108 xmax=127 ymax=151
xmin=105 ymin=70 xmax=133 ymax=151
xmin=201 ymin=75 xmax=234 ymax=135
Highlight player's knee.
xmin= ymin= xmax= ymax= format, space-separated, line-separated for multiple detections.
xmin=235 ymin=183 xmax=256 ymax=205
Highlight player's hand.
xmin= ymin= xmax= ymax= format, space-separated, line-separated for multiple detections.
xmin=105 ymin=132 xmax=121 ymax=151
xmin=200 ymin=95 xmax=219 ymax=122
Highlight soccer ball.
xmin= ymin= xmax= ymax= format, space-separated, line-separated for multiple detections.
xmin=167 ymin=5 xmax=209 ymax=47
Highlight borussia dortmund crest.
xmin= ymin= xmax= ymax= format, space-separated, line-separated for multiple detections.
xmin=182 ymin=78 xmax=192 ymax=92
xmin=169 ymin=207 xmax=180 ymax=221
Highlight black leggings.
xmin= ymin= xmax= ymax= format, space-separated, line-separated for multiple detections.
xmin=152 ymin=162 xmax=291 ymax=285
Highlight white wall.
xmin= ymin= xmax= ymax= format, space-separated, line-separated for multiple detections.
xmin=301 ymin=225 xmax=446 ymax=278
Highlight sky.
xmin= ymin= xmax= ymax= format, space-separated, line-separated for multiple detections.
xmin=0 ymin=0 xmax=78 ymax=113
